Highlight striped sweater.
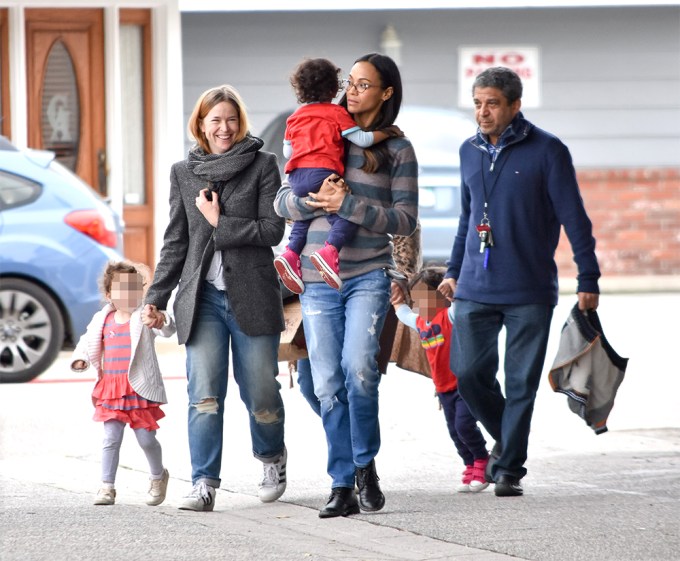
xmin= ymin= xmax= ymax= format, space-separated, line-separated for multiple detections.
xmin=71 ymin=304 xmax=176 ymax=404
xmin=274 ymin=136 xmax=419 ymax=282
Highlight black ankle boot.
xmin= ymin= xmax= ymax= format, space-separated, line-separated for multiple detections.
xmin=356 ymin=459 xmax=385 ymax=512
xmin=318 ymin=487 xmax=360 ymax=518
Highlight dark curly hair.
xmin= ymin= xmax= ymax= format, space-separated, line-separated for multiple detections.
xmin=290 ymin=58 xmax=341 ymax=104
xmin=408 ymin=266 xmax=447 ymax=291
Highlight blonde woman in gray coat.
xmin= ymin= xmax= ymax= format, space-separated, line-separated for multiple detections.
xmin=143 ymin=85 xmax=287 ymax=512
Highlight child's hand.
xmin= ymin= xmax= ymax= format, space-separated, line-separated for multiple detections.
xmin=142 ymin=305 xmax=165 ymax=329
xmin=438 ymin=278 xmax=456 ymax=302
xmin=390 ymin=281 xmax=407 ymax=306
xmin=71 ymin=359 xmax=87 ymax=372
xmin=381 ymin=125 xmax=404 ymax=138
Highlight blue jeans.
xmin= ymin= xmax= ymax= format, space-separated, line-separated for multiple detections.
xmin=296 ymin=358 xmax=321 ymax=417
xmin=185 ymin=282 xmax=285 ymax=487
xmin=451 ymin=299 xmax=553 ymax=480
xmin=300 ymin=269 xmax=391 ymax=488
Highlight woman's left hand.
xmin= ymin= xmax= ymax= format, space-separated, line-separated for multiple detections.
xmin=196 ymin=188 xmax=220 ymax=227
xmin=305 ymin=174 xmax=348 ymax=214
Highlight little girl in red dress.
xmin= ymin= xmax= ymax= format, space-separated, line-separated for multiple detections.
xmin=71 ymin=260 xmax=176 ymax=506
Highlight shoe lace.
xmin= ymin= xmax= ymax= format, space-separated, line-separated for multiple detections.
xmin=356 ymin=465 xmax=379 ymax=490
xmin=188 ymin=481 xmax=212 ymax=500
xmin=261 ymin=463 xmax=279 ymax=487
xmin=149 ymin=478 xmax=163 ymax=493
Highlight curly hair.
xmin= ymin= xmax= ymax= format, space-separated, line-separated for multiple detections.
xmin=408 ymin=266 xmax=447 ymax=291
xmin=99 ymin=260 xmax=150 ymax=297
xmin=290 ymin=58 xmax=341 ymax=104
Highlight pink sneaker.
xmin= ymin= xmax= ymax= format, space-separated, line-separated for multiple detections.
xmin=310 ymin=243 xmax=342 ymax=290
xmin=457 ymin=465 xmax=474 ymax=493
xmin=469 ymin=457 xmax=490 ymax=492
xmin=274 ymin=247 xmax=304 ymax=294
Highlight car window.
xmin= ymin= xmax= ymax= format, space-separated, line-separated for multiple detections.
xmin=0 ymin=170 xmax=41 ymax=210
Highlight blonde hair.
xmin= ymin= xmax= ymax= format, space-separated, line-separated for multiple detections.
xmin=187 ymin=85 xmax=250 ymax=153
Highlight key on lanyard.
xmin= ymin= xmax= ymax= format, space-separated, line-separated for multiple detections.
xmin=476 ymin=222 xmax=494 ymax=269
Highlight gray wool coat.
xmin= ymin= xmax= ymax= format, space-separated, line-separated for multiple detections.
xmin=145 ymin=140 xmax=286 ymax=345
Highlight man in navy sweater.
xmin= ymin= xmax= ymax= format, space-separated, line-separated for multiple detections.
xmin=438 ymin=67 xmax=600 ymax=497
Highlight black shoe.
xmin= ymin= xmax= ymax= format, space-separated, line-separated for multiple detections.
xmin=494 ymin=474 xmax=523 ymax=497
xmin=318 ymin=487 xmax=360 ymax=518
xmin=356 ymin=460 xmax=385 ymax=512
xmin=485 ymin=442 xmax=502 ymax=483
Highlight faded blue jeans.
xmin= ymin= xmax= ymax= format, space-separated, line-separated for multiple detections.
xmin=451 ymin=299 xmax=553 ymax=481
xmin=300 ymin=269 xmax=391 ymax=488
xmin=185 ymin=281 xmax=285 ymax=487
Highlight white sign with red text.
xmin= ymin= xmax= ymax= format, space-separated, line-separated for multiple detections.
xmin=458 ymin=46 xmax=541 ymax=108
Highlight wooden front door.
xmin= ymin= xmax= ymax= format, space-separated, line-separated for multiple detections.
xmin=25 ymin=8 xmax=106 ymax=196
xmin=24 ymin=8 xmax=156 ymax=268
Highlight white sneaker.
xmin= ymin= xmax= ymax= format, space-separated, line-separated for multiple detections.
xmin=94 ymin=487 xmax=116 ymax=505
xmin=179 ymin=481 xmax=216 ymax=512
xmin=146 ymin=468 xmax=169 ymax=506
xmin=258 ymin=447 xmax=287 ymax=503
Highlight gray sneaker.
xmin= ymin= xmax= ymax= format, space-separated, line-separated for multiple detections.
xmin=146 ymin=468 xmax=169 ymax=506
xmin=258 ymin=447 xmax=287 ymax=503
xmin=179 ymin=481 xmax=216 ymax=511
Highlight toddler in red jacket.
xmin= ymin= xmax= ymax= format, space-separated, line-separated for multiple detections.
xmin=394 ymin=266 xmax=489 ymax=492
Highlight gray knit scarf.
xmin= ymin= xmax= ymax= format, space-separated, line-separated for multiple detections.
xmin=186 ymin=134 xmax=264 ymax=182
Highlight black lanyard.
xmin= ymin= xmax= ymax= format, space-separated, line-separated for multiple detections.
xmin=479 ymin=148 xmax=512 ymax=222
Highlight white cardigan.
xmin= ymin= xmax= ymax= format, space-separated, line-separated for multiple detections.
xmin=71 ymin=304 xmax=176 ymax=404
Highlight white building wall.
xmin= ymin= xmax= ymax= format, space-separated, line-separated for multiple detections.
xmin=181 ymin=6 xmax=680 ymax=169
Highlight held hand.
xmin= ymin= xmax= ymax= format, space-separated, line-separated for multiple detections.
xmin=142 ymin=304 xmax=165 ymax=329
xmin=438 ymin=278 xmax=457 ymax=302
xmin=577 ymin=292 xmax=599 ymax=311
xmin=196 ymin=188 xmax=220 ymax=228
xmin=390 ymin=281 xmax=407 ymax=306
xmin=305 ymin=174 xmax=347 ymax=214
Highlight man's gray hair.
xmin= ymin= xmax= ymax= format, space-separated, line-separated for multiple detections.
xmin=472 ymin=67 xmax=523 ymax=103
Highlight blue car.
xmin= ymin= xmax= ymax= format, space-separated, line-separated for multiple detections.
xmin=0 ymin=137 xmax=124 ymax=383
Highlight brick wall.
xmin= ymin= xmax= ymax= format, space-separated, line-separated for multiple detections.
xmin=555 ymin=168 xmax=680 ymax=279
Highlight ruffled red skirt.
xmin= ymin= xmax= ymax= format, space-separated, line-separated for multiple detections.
xmin=92 ymin=372 xmax=164 ymax=430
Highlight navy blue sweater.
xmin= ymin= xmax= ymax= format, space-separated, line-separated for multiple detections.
xmin=445 ymin=113 xmax=600 ymax=306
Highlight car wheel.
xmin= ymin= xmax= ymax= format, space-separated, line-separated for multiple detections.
xmin=0 ymin=278 xmax=65 ymax=383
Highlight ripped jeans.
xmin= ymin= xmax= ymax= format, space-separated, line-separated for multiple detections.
xmin=300 ymin=269 xmax=390 ymax=488
xmin=185 ymin=281 xmax=285 ymax=487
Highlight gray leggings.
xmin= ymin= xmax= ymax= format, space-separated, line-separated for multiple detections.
xmin=101 ymin=420 xmax=163 ymax=484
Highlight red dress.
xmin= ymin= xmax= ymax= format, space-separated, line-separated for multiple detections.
xmin=92 ymin=312 xmax=164 ymax=430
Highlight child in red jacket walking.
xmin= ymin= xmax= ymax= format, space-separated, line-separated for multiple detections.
xmin=394 ymin=267 xmax=489 ymax=492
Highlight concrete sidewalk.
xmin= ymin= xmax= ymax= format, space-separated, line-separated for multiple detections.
xmin=1 ymin=427 xmax=678 ymax=561
xmin=1 ymin=292 xmax=679 ymax=561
